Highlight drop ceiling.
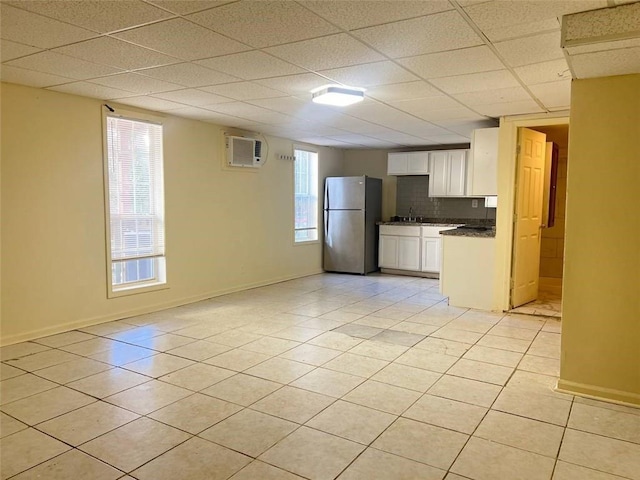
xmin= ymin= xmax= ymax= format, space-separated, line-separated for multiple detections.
xmin=0 ymin=0 xmax=636 ymax=149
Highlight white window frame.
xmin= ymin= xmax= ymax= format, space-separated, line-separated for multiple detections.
xmin=294 ymin=147 xmax=319 ymax=244
xmin=102 ymin=108 xmax=168 ymax=298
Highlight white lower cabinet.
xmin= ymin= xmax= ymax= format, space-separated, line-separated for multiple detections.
xmin=421 ymin=237 xmax=440 ymax=273
xmin=379 ymin=235 xmax=399 ymax=268
xmin=398 ymin=237 xmax=421 ymax=271
xmin=379 ymin=225 xmax=455 ymax=275
xmin=379 ymin=226 xmax=421 ymax=271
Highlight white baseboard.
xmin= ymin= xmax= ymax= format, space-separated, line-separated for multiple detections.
xmin=0 ymin=270 xmax=324 ymax=346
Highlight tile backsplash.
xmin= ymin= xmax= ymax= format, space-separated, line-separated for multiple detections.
xmin=396 ymin=176 xmax=496 ymax=220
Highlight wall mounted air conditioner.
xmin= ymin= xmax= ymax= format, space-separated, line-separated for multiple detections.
xmin=226 ymin=135 xmax=263 ymax=168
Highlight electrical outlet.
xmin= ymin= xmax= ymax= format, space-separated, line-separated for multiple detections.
xmin=472 ymin=199 xmax=478 ymax=208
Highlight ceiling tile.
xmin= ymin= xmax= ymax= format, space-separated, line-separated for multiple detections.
xmin=514 ymin=59 xmax=571 ymax=85
xmin=452 ymin=86 xmax=533 ymax=106
xmin=372 ymin=130 xmax=432 ymax=145
xmin=422 ymin=133 xmax=471 ymax=144
xmin=326 ymin=133 xmax=382 ymax=146
xmin=6 ymin=51 xmax=121 ymax=80
xmin=528 ymin=79 xmax=571 ymax=109
xmin=148 ymin=1 xmax=233 ymax=15
xmin=480 ymin=18 xmax=560 ymax=43
xmin=344 ymin=102 xmax=426 ymax=125
xmin=0 ymin=39 xmax=41 ymax=62
xmin=114 ymin=18 xmax=250 ymax=61
xmin=411 ymin=106 xmax=486 ymax=123
xmin=187 ymin=0 xmax=340 ymax=48
xmin=319 ymin=116 xmax=390 ymax=135
xmin=429 ymin=70 xmax=520 ymax=94
xmin=153 ymin=88 xmax=233 ymax=106
xmin=136 ymin=63 xmax=240 ymax=87
xmin=494 ymin=31 xmax=564 ymax=67
xmin=247 ymin=96 xmax=310 ymax=116
xmin=391 ymin=95 xmax=463 ymax=114
xmin=47 ymin=81 xmax=136 ymax=100
xmin=299 ymin=0 xmax=452 ymax=30
xmin=319 ymin=61 xmax=419 ymax=87
xmin=240 ymin=110 xmax=295 ymax=125
xmin=0 ymin=4 xmax=96 ymax=48
xmin=169 ymin=106 xmax=246 ymax=125
xmin=398 ymin=45 xmax=505 ymax=79
xmin=53 ymin=37 xmax=179 ymax=70
xmin=365 ymin=81 xmax=442 ymax=102
xmin=264 ymin=34 xmax=384 ymax=71
xmin=352 ymin=10 xmax=482 ymax=58
xmin=436 ymin=119 xmax=499 ymax=136
xmin=200 ymin=82 xmax=287 ymax=101
xmin=463 ymin=0 xmax=607 ymax=35
xmin=5 ymin=0 xmax=173 ymax=34
xmin=254 ymin=73 xmax=334 ymax=96
xmin=111 ymin=95 xmax=188 ymax=111
xmin=0 ymin=64 xmax=74 ymax=88
xmin=205 ymin=101 xmax=281 ymax=119
xmin=569 ymin=47 xmax=640 ymax=79
xmin=89 ymin=73 xmax=183 ymax=94
xmin=196 ymin=51 xmax=305 ymax=80
xmin=474 ymin=99 xmax=545 ymax=117
xmin=294 ymin=136 xmax=358 ymax=147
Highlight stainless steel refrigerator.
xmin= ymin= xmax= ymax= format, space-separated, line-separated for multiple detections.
xmin=323 ymin=176 xmax=382 ymax=274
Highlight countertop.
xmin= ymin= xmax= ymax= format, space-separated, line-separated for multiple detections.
xmin=379 ymin=222 xmax=463 ymax=227
xmin=440 ymin=226 xmax=496 ymax=238
xmin=378 ymin=218 xmax=496 ymax=237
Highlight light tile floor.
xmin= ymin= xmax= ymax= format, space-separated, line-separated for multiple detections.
xmin=511 ymin=285 xmax=562 ymax=318
xmin=1 ymin=273 xmax=639 ymax=480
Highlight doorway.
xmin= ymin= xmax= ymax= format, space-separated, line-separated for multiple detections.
xmin=510 ymin=124 xmax=569 ymax=318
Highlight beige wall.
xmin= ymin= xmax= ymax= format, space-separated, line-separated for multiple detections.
xmin=0 ymin=83 xmax=343 ymax=345
xmin=558 ymin=74 xmax=640 ymax=405
xmin=342 ymin=149 xmax=396 ymax=220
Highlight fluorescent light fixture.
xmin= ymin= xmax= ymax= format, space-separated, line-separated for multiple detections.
xmin=311 ymin=85 xmax=365 ymax=106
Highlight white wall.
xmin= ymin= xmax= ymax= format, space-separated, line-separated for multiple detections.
xmin=0 ymin=83 xmax=343 ymax=345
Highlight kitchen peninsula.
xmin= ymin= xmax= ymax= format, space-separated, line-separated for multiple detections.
xmin=440 ymin=226 xmax=497 ymax=311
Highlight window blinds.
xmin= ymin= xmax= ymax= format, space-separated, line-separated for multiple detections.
xmin=106 ymin=116 xmax=165 ymax=263
xmin=294 ymin=149 xmax=318 ymax=242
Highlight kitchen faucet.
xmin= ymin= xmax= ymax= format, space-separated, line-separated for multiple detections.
xmin=409 ymin=206 xmax=414 ymax=222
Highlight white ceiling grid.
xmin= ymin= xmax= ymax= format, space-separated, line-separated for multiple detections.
xmin=0 ymin=0 xmax=636 ymax=149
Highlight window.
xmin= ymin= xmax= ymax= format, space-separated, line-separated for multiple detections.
xmin=294 ymin=148 xmax=318 ymax=243
xmin=105 ymin=114 xmax=166 ymax=294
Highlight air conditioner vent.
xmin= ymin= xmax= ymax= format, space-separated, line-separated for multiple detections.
xmin=226 ymin=136 xmax=263 ymax=168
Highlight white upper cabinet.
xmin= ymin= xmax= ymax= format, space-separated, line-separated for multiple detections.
xmin=469 ymin=127 xmax=499 ymax=196
xmin=387 ymin=151 xmax=430 ymax=175
xmin=429 ymin=149 xmax=468 ymax=197
xmin=406 ymin=152 xmax=429 ymax=174
xmin=387 ymin=153 xmax=409 ymax=175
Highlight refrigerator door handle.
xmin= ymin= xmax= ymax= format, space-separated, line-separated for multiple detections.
xmin=324 ymin=209 xmax=330 ymax=246
xmin=324 ymin=181 xmax=329 ymax=210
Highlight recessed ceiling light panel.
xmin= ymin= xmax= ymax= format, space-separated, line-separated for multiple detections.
xmin=311 ymin=85 xmax=365 ymax=106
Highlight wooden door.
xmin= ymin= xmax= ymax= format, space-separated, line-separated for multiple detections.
xmin=511 ymin=128 xmax=547 ymax=308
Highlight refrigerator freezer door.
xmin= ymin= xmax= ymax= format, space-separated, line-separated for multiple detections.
xmin=324 ymin=209 xmax=365 ymax=273
xmin=324 ymin=177 xmax=365 ymax=210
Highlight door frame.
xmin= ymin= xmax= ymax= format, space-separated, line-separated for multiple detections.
xmin=492 ymin=112 xmax=570 ymax=312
